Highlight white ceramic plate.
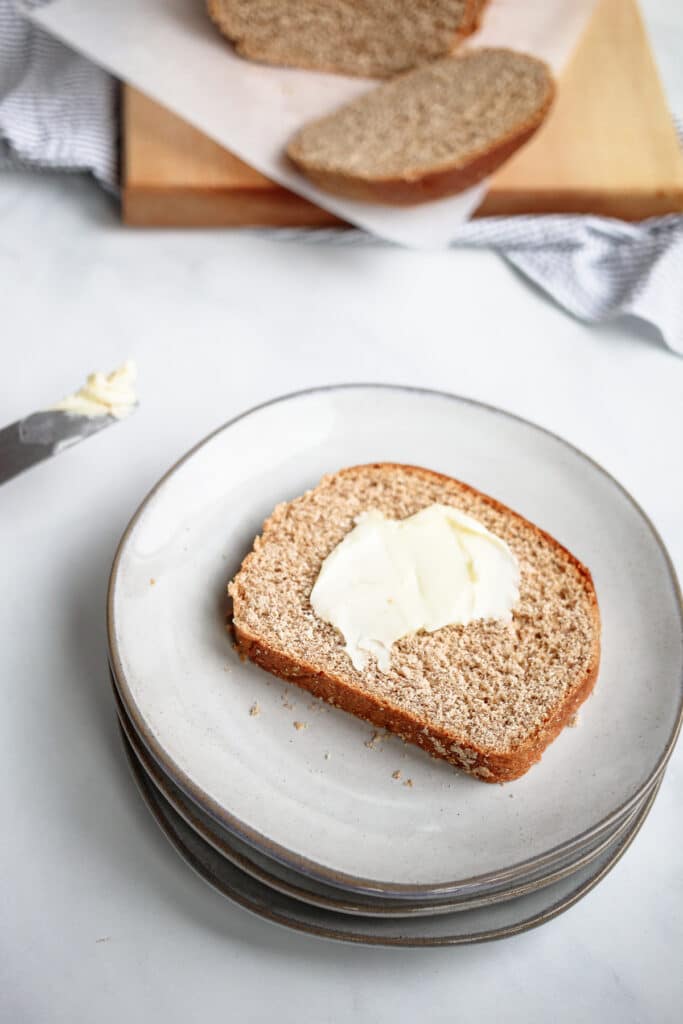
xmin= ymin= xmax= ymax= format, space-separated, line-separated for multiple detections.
xmin=108 ymin=386 xmax=683 ymax=897
xmin=116 ymin=698 xmax=652 ymax=919
xmin=121 ymin=729 xmax=661 ymax=947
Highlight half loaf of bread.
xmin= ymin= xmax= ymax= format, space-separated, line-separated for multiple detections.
xmin=207 ymin=0 xmax=484 ymax=78
xmin=287 ymin=49 xmax=554 ymax=204
xmin=229 ymin=464 xmax=600 ymax=783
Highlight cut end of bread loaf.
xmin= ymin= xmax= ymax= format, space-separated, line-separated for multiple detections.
xmin=287 ymin=49 xmax=555 ymax=204
xmin=207 ymin=1 xmax=482 ymax=78
xmin=228 ymin=464 xmax=601 ymax=783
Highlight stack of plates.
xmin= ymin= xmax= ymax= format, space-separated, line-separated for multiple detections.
xmin=107 ymin=386 xmax=683 ymax=946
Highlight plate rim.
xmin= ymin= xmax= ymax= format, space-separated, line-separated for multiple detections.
xmin=107 ymin=383 xmax=683 ymax=898
xmin=120 ymin=725 xmax=662 ymax=948
xmin=116 ymin=702 xmax=651 ymax=920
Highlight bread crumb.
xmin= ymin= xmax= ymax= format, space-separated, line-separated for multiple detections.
xmin=392 ymin=770 xmax=401 ymax=780
xmin=568 ymin=713 xmax=579 ymax=728
xmin=149 ymin=578 xmax=156 ymax=586
xmin=249 ymin=702 xmax=260 ymax=717
xmin=281 ymin=691 xmax=295 ymax=710
xmin=365 ymin=730 xmax=385 ymax=750
xmin=223 ymin=665 xmax=231 ymax=673
xmin=403 ymin=778 xmax=413 ymax=788
xmin=293 ymin=720 xmax=307 ymax=731
xmin=324 ymin=752 xmax=331 ymax=760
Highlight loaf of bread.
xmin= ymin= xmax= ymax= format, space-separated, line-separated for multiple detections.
xmin=229 ymin=464 xmax=600 ymax=783
xmin=287 ymin=49 xmax=554 ymax=204
xmin=207 ymin=0 xmax=484 ymax=78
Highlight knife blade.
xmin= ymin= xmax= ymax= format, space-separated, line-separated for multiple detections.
xmin=0 ymin=411 xmax=119 ymax=486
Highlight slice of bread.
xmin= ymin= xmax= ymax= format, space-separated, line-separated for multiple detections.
xmin=229 ymin=464 xmax=600 ymax=783
xmin=207 ymin=1 xmax=482 ymax=79
xmin=287 ymin=49 xmax=555 ymax=204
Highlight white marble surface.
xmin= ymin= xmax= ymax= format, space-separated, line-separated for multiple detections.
xmin=1 ymin=171 xmax=682 ymax=1023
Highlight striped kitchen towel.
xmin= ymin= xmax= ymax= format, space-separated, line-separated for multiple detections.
xmin=455 ymin=210 xmax=683 ymax=355
xmin=1 ymin=0 xmax=681 ymax=352
xmin=0 ymin=0 xmax=116 ymax=186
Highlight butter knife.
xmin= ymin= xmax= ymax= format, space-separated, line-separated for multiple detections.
xmin=0 ymin=410 xmax=120 ymax=486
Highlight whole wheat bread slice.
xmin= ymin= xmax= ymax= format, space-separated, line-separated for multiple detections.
xmin=229 ymin=464 xmax=600 ymax=783
xmin=287 ymin=49 xmax=555 ymax=204
xmin=207 ymin=1 xmax=483 ymax=78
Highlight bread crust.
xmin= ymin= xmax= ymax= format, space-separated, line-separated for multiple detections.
xmin=206 ymin=0 xmax=482 ymax=78
xmin=230 ymin=464 xmax=601 ymax=783
xmin=286 ymin=53 xmax=555 ymax=204
xmin=456 ymin=0 xmax=489 ymax=39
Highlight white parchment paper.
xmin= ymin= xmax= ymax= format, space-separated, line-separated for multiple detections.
xmin=31 ymin=0 xmax=597 ymax=247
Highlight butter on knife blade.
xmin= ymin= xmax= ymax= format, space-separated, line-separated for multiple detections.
xmin=0 ymin=361 xmax=138 ymax=486
xmin=50 ymin=360 xmax=137 ymax=420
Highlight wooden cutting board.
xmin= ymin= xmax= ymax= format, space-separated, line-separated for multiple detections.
xmin=122 ymin=0 xmax=683 ymax=227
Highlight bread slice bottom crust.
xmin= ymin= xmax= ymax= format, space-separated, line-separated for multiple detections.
xmin=289 ymin=117 xmax=547 ymax=205
xmin=233 ymin=622 xmax=600 ymax=783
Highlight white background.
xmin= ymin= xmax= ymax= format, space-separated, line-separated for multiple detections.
xmin=2 ymin=0 xmax=683 ymax=1014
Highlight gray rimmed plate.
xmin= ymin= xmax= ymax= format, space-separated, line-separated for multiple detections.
xmin=116 ymin=695 xmax=655 ymax=919
xmin=107 ymin=385 xmax=683 ymax=899
xmin=120 ymin=727 xmax=661 ymax=947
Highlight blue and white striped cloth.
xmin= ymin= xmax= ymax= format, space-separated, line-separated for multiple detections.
xmin=0 ymin=0 xmax=116 ymax=186
xmin=1 ymin=0 xmax=681 ymax=353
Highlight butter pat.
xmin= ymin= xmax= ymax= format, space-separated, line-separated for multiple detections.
xmin=50 ymin=360 xmax=137 ymax=419
xmin=310 ymin=504 xmax=520 ymax=673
